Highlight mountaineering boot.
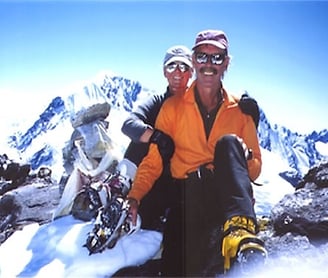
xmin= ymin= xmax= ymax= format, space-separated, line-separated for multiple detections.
xmin=221 ymin=216 xmax=267 ymax=274
xmin=71 ymin=181 xmax=110 ymax=221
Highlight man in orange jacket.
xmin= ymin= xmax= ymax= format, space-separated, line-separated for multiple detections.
xmin=127 ymin=29 xmax=266 ymax=276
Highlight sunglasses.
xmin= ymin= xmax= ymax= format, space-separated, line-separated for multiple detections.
xmin=195 ymin=52 xmax=226 ymax=65
xmin=165 ymin=62 xmax=190 ymax=73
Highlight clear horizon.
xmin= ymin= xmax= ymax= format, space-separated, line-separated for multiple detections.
xmin=1 ymin=1 xmax=327 ymax=134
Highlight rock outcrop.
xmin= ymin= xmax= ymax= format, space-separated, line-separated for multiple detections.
xmin=255 ymin=161 xmax=328 ymax=276
xmin=0 ymin=156 xmax=60 ymax=244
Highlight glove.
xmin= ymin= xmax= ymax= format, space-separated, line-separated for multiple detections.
xmin=149 ymin=129 xmax=175 ymax=165
xmin=238 ymin=93 xmax=260 ymax=129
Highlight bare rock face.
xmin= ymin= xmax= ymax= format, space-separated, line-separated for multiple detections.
xmin=0 ymin=174 xmax=61 ymax=244
xmin=271 ymin=162 xmax=328 ymax=233
xmin=271 ymin=162 xmax=328 ymax=222
xmin=259 ymin=161 xmax=328 ymax=256
xmin=8 ymin=179 xmax=60 ymax=225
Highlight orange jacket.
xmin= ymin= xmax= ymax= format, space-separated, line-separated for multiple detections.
xmin=128 ymin=82 xmax=262 ymax=202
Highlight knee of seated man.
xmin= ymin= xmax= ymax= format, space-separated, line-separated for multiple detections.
xmin=215 ymin=134 xmax=240 ymax=149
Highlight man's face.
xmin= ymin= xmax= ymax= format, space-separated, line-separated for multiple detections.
xmin=164 ymin=61 xmax=193 ymax=95
xmin=192 ymin=44 xmax=229 ymax=89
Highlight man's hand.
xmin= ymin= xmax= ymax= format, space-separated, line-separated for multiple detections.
xmin=149 ymin=129 xmax=175 ymax=165
xmin=127 ymin=197 xmax=139 ymax=226
xmin=238 ymin=93 xmax=260 ymax=129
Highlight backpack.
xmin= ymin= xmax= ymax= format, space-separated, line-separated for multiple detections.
xmin=71 ymin=181 xmax=110 ymax=221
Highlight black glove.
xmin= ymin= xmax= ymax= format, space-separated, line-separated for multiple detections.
xmin=149 ymin=129 xmax=175 ymax=165
xmin=238 ymin=93 xmax=260 ymax=129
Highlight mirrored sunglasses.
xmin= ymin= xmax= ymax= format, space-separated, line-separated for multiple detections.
xmin=195 ymin=52 xmax=226 ymax=65
xmin=165 ymin=62 xmax=190 ymax=73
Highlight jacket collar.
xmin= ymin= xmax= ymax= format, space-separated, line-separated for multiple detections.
xmin=184 ymin=80 xmax=237 ymax=106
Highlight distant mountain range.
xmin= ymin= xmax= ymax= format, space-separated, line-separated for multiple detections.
xmin=5 ymin=73 xmax=328 ymax=187
xmin=258 ymin=109 xmax=328 ymax=185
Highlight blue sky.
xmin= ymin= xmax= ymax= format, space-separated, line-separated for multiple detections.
xmin=0 ymin=0 xmax=327 ymax=134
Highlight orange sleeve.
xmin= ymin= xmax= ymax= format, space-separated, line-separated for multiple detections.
xmin=128 ymin=99 xmax=177 ymax=202
xmin=127 ymin=143 xmax=163 ymax=202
